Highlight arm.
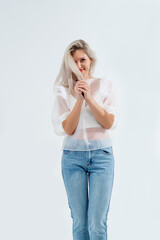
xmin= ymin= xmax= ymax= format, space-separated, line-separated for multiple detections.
xmin=62 ymin=97 xmax=84 ymax=135
xmin=52 ymin=85 xmax=84 ymax=136
xmin=77 ymin=79 xmax=116 ymax=130
xmin=85 ymin=95 xmax=114 ymax=129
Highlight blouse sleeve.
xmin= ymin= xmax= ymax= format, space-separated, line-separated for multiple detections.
xmin=100 ymin=78 xmax=118 ymax=130
xmin=51 ymin=85 xmax=70 ymax=136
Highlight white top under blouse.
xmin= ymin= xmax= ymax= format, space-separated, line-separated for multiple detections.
xmin=51 ymin=77 xmax=118 ymax=151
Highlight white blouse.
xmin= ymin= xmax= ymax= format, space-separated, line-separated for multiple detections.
xmin=51 ymin=77 xmax=118 ymax=151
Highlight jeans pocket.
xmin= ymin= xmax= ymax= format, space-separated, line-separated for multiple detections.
xmin=63 ymin=149 xmax=71 ymax=153
xmin=100 ymin=146 xmax=112 ymax=154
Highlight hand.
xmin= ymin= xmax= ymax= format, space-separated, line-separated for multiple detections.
xmin=74 ymin=83 xmax=84 ymax=102
xmin=76 ymin=80 xmax=91 ymax=100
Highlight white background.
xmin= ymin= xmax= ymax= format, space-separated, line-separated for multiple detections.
xmin=0 ymin=0 xmax=160 ymax=239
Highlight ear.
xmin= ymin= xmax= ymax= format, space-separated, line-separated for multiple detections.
xmin=90 ymin=59 xmax=93 ymax=68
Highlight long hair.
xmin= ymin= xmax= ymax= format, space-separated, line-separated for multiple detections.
xmin=53 ymin=39 xmax=97 ymax=94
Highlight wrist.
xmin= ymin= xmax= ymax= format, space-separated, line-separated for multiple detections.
xmin=77 ymin=95 xmax=84 ymax=104
xmin=85 ymin=94 xmax=92 ymax=103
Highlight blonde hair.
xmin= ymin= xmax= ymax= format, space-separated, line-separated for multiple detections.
xmin=53 ymin=39 xmax=97 ymax=94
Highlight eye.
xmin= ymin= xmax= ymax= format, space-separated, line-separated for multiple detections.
xmin=74 ymin=58 xmax=85 ymax=63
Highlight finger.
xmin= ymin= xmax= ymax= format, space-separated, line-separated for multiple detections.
xmin=77 ymin=82 xmax=90 ymax=87
xmin=77 ymin=87 xmax=85 ymax=92
xmin=78 ymin=88 xmax=87 ymax=94
xmin=78 ymin=84 xmax=89 ymax=90
xmin=78 ymin=85 xmax=90 ymax=91
xmin=78 ymin=86 xmax=90 ymax=92
xmin=78 ymin=81 xmax=89 ymax=86
xmin=78 ymin=87 xmax=89 ymax=93
xmin=78 ymin=80 xmax=89 ymax=85
xmin=74 ymin=86 xmax=78 ymax=91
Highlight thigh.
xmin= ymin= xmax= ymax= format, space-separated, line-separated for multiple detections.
xmin=88 ymin=147 xmax=115 ymax=221
xmin=61 ymin=150 xmax=89 ymax=219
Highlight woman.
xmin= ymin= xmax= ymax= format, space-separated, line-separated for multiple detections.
xmin=51 ymin=39 xmax=118 ymax=240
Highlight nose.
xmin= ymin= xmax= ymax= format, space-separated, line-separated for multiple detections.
xmin=77 ymin=61 xmax=82 ymax=69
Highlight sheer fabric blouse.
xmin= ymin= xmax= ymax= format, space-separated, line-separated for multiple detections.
xmin=51 ymin=77 xmax=118 ymax=151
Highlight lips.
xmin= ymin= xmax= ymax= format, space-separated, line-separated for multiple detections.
xmin=80 ymin=68 xmax=84 ymax=72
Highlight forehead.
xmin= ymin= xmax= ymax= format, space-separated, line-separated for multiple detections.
xmin=72 ymin=49 xmax=88 ymax=60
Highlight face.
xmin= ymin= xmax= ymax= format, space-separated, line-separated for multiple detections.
xmin=72 ymin=49 xmax=93 ymax=79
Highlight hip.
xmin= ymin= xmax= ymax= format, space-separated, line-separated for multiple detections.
xmin=61 ymin=146 xmax=115 ymax=173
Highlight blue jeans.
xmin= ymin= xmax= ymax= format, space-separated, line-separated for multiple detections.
xmin=61 ymin=146 xmax=115 ymax=240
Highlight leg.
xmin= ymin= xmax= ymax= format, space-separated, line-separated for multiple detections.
xmin=61 ymin=150 xmax=90 ymax=240
xmin=88 ymin=147 xmax=115 ymax=240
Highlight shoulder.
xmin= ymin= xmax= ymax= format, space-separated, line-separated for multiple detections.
xmin=99 ymin=77 xmax=113 ymax=92
xmin=100 ymin=76 xmax=112 ymax=84
xmin=55 ymin=85 xmax=68 ymax=98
